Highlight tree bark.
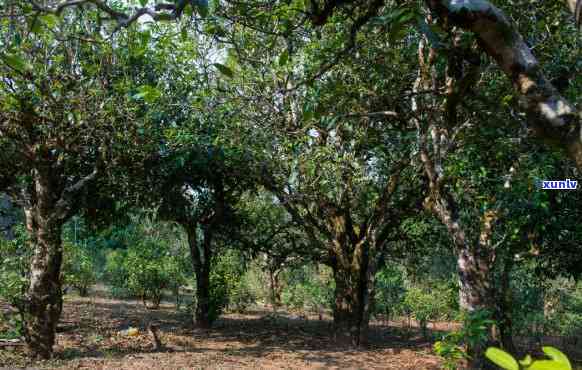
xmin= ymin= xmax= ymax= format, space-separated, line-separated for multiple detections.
xmin=329 ymin=239 xmax=376 ymax=347
xmin=185 ymin=224 xmax=212 ymax=329
xmin=22 ymin=205 xmax=64 ymax=359
xmin=268 ymin=268 xmax=282 ymax=310
xmin=495 ymin=254 xmax=517 ymax=354
xmin=426 ymin=0 xmax=582 ymax=170
xmin=457 ymin=247 xmax=493 ymax=312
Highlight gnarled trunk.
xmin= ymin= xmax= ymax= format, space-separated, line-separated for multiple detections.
xmin=329 ymin=240 xmax=377 ymax=347
xmin=22 ymin=207 xmax=64 ymax=359
xmin=457 ymin=247 xmax=492 ymax=312
xmin=186 ymin=224 xmax=212 ymax=329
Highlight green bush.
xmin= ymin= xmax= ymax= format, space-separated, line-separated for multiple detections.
xmin=207 ymin=250 xmax=254 ymax=321
xmin=434 ymin=310 xmax=495 ymax=369
xmin=374 ymin=265 xmax=406 ymax=321
xmin=403 ymin=285 xmax=452 ymax=337
xmin=103 ymin=249 xmax=132 ymax=298
xmin=0 ymin=236 xmax=28 ymax=307
xmin=103 ymin=236 xmax=188 ymax=308
xmin=62 ymin=242 xmax=96 ymax=296
xmin=281 ymin=264 xmax=334 ymax=314
xmin=0 ymin=226 xmax=29 ymax=339
xmin=542 ymin=279 xmax=582 ymax=337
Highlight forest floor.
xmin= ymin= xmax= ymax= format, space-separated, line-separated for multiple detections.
xmin=0 ymin=293 xmax=443 ymax=369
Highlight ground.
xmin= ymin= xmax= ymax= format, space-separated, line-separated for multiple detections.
xmin=0 ymin=294 xmax=443 ymax=369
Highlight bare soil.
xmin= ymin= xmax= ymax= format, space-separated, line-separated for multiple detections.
xmin=0 ymin=294 xmax=443 ymax=369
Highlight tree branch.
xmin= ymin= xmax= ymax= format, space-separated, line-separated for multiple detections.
xmin=29 ymin=0 xmax=185 ymax=30
xmin=52 ymin=165 xmax=100 ymax=222
xmin=426 ymin=0 xmax=582 ymax=170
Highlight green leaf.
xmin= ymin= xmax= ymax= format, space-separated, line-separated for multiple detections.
xmin=485 ymin=347 xmax=519 ymax=370
xmin=278 ymin=50 xmax=289 ymax=67
xmin=29 ymin=18 xmax=42 ymax=34
xmin=40 ymin=14 xmax=59 ymax=29
xmin=133 ymin=85 xmax=161 ymax=103
xmin=213 ymin=63 xmax=234 ymax=78
xmin=139 ymin=0 xmax=148 ymax=6
xmin=542 ymin=347 xmax=572 ymax=370
xmin=520 ymin=355 xmax=533 ymax=367
xmin=3 ymin=54 xmax=29 ymax=74
xmin=528 ymin=360 xmax=570 ymax=370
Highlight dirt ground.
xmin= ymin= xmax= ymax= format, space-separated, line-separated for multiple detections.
xmin=0 ymin=294 xmax=443 ymax=369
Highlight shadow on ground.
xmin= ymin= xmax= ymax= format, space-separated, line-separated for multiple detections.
xmin=39 ymin=294 xmax=441 ymax=369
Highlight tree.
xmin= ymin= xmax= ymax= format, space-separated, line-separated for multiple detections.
xmin=0 ymin=7 xmax=145 ymax=358
xmin=409 ymin=7 xmax=581 ymax=364
xmin=236 ymin=192 xmax=314 ymax=310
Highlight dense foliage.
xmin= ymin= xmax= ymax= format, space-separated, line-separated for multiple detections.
xmin=0 ymin=0 xmax=580 ymax=367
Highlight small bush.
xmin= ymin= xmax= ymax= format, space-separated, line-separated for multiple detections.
xmin=374 ymin=265 xmax=406 ymax=321
xmin=207 ymin=250 xmax=254 ymax=321
xmin=403 ymin=285 xmax=452 ymax=337
xmin=62 ymin=242 xmax=96 ymax=296
xmin=434 ymin=310 xmax=495 ymax=369
xmin=0 ymin=226 xmax=29 ymax=339
xmin=281 ymin=264 xmax=333 ymax=314
xmin=103 ymin=249 xmax=132 ymax=298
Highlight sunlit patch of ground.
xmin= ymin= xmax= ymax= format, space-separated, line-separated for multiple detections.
xmin=1 ymin=294 xmax=443 ymax=369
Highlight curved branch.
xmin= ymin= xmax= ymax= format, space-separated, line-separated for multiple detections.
xmin=426 ymin=0 xmax=582 ymax=169
xmin=29 ymin=0 xmax=186 ymax=29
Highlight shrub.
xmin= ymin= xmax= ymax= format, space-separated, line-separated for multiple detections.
xmin=434 ymin=310 xmax=495 ymax=369
xmin=0 ymin=226 xmax=29 ymax=339
xmin=103 ymin=249 xmax=132 ymax=298
xmin=374 ymin=265 xmax=406 ymax=321
xmin=103 ymin=236 xmax=188 ymax=308
xmin=207 ymin=250 xmax=254 ymax=320
xmin=62 ymin=242 xmax=96 ymax=296
xmin=403 ymin=285 xmax=452 ymax=337
xmin=281 ymin=264 xmax=334 ymax=314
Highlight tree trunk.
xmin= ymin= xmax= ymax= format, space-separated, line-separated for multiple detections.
xmin=496 ymin=255 xmax=516 ymax=354
xmin=22 ymin=207 xmax=64 ymax=359
xmin=268 ymin=268 xmax=282 ymax=310
xmin=330 ymin=243 xmax=376 ymax=347
xmin=456 ymin=245 xmax=496 ymax=369
xmin=457 ymin=247 xmax=493 ymax=313
xmin=186 ymin=224 xmax=212 ymax=329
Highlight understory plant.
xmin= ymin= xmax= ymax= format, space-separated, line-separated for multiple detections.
xmin=433 ymin=310 xmax=495 ymax=369
xmin=485 ymin=346 xmax=572 ymax=370
xmin=62 ymin=242 xmax=96 ymax=297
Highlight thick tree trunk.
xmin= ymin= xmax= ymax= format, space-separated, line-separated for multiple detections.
xmin=425 ymin=198 xmax=496 ymax=368
xmin=330 ymin=242 xmax=376 ymax=347
xmin=456 ymin=246 xmax=496 ymax=369
xmin=457 ymin=248 xmax=493 ymax=312
xmin=22 ymin=207 xmax=64 ymax=359
xmin=186 ymin=224 xmax=212 ymax=329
